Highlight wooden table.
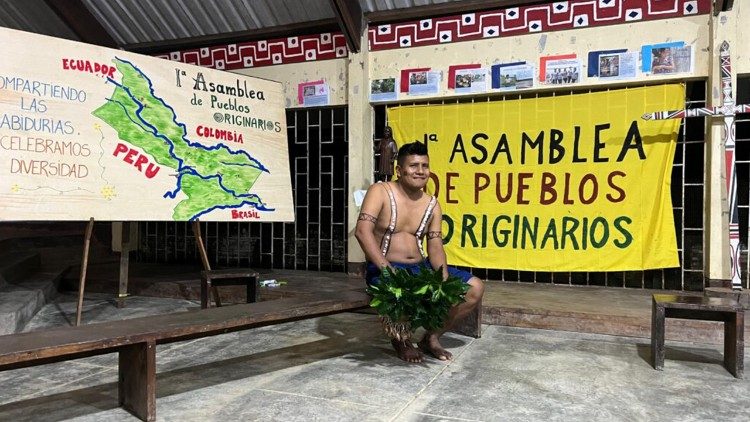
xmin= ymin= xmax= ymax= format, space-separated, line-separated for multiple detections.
xmin=651 ymin=294 xmax=744 ymax=378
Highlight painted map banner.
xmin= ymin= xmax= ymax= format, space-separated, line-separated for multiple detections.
xmin=0 ymin=27 xmax=293 ymax=222
xmin=388 ymin=85 xmax=683 ymax=271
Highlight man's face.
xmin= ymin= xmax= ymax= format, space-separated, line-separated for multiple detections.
xmin=397 ymin=154 xmax=430 ymax=189
xmin=384 ymin=127 xmax=392 ymax=138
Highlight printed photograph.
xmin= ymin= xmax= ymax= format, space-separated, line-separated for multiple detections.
xmin=455 ymin=68 xmax=488 ymax=93
xmin=303 ymin=85 xmax=316 ymax=96
xmin=651 ymin=48 xmax=674 ymax=74
xmin=651 ymin=46 xmax=692 ymax=74
xmin=409 ymin=71 xmax=428 ymax=85
xmin=408 ymin=71 xmax=440 ymax=95
xmin=501 ymin=74 xmax=517 ymax=87
xmin=455 ymin=73 xmax=472 ymax=88
xmin=472 ymin=72 xmax=486 ymax=83
xmin=545 ymin=67 xmax=580 ymax=84
xmin=497 ymin=65 xmax=534 ymax=90
xmin=544 ymin=59 xmax=581 ymax=85
xmin=370 ymin=78 xmax=396 ymax=94
xmin=599 ymin=54 xmax=620 ymax=77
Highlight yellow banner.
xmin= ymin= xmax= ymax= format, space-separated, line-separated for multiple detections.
xmin=388 ymin=85 xmax=683 ymax=271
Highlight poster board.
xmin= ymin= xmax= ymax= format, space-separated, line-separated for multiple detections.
xmin=0 ymin=27 xmax=294 ymax=222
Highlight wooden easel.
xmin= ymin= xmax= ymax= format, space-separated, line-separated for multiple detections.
xmin=75 ymin=220 xmax=135 ymax=325
xmin=191 ymin=220 xmax=221 ymax=306
xmin=112 ymin=221 xmax=136 ymax=308
xmin=75 ymin=217 xmax=95 ymax=326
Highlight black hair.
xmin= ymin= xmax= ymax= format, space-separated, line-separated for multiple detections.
xmin=396 ymin=141 xmax=428 ymax=166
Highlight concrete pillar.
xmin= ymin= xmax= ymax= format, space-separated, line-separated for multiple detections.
xmin=346 ymin=31 xmax=373 ymax=274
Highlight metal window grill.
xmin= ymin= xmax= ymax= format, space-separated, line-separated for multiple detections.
xmin=380 ymin=81 xmax=707 ymax=290
xmin=734 ymin=75 xmax=750 ymax=290
xmin=137 ymin=106 xmax=349 ymax=272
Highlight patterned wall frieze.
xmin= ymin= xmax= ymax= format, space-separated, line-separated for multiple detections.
xmin=157 ymin=32 xmax=349 ymax=70
xmin=368 ymin=0 xmax=710 ymax=51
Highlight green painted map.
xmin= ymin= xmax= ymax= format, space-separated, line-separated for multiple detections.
xmin=92 ymin=58 xmax=268 ymax=220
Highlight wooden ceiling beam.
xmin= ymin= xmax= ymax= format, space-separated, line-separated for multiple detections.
xmin=365 ymin=0 xmax=549 ymax=24
xmin=123 ymin=18 xmax=341 ymax=55
xmin=43 ymin=0 xmax=119 ymax=48
xmin=329 ymin=0 xmax=364 ymax=53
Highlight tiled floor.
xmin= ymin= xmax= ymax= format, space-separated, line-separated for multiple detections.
xmin=0 ymin=292 xmax=748 ymax=421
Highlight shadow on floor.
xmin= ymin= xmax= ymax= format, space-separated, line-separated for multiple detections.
xmin=635 ymin=343 xmax=725 ymax=367
xmin=0 ymin=314 xmax=451 ymax=421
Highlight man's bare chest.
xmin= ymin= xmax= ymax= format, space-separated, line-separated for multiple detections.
xmin=378 ymin=197 xmax=433 ymax=234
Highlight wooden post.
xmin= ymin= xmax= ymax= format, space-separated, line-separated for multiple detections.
xmin=119 ymin=340 xmax=156 ymax=421
xmin=117 ymin=222 xmax=131 ymax=308
xmin=724 ymin=310 xmax=744 ymax=378
xmin=651 ymin=297 xmax=665 ymax=370
xmin=75 ymin=217 xmax=95 ymax=326
xmin=191 ymin=220 xmax=221 ymax=306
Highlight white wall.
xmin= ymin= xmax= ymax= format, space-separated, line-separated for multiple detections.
xmin=235 ymin=58 xmax=348 ymax=107
xmin=225 ymin=8 xmax=748 ymax=276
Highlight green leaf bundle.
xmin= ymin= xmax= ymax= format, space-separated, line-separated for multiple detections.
xmin=367 ymin=266 xmax=470 ymax=336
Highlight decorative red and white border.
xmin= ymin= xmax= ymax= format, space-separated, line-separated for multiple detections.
xmin=158 ymin=1 xmax=709 ymax=69
xmin=369 ymin=0 xmax=710 ymax=51
xmin=157 ymin=32 xmax=349 ymax=70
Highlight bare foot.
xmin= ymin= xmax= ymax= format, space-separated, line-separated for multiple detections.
xmin=391 ymin=339 xmax=423 ymax=363
xmin=418 ymin=335 xmax=452 ymax=361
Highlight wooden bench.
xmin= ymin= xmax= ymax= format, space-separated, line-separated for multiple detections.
xmin=651 ymin=294 xmax=744 ymax=378
xmin=0 ymin=290 xmax=370 ymax=421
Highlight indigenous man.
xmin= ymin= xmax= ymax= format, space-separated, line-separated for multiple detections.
xmin=355 ymin=141 xmax=485 ymax=363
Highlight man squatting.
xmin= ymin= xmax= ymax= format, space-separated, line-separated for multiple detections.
xmin=355 ymin=141 xmax=485 ymax=363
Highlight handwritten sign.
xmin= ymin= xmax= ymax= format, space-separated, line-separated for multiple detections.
xmin=0 ymin=27 xmax=293 ymax=222
xmin=388 ymin=85 xmax=683 ymax=271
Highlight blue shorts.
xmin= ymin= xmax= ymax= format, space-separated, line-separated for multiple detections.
xmin=365 ymin=259 xmax=474 ymax=286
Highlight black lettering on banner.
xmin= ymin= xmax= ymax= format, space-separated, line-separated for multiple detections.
xmin=471 ymin=133 xmax=488 ymax=164
xmin=572 ymin=126 xmax=585 ymax=163
xmin=450 ymin=134 xmax=468 ymax=163
xmin=593 ymin=123 xmax=610 ymax=163
xmin=521 ymin=131 xmax=544 ymax=165
xmin=549 ymin=128 xmax=564 ymax=164
xmin=618 ymin=121 xmax=646 ymax=161
xmin=490 ymin=134 xmax=512 ymax=164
